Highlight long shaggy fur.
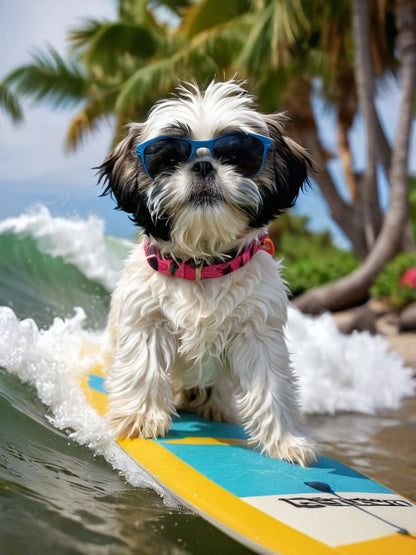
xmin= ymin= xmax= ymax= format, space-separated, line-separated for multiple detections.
xmin=98 ymin=80 xmax=316 ymax=466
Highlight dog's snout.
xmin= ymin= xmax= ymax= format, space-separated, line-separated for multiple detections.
xmin=192 ymin=160 xmax=214 ymax=178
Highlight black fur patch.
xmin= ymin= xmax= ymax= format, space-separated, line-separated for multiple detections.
xmin=249 ymin=132 xmax=312 ymax=229
xmin=131 ymin=187 xmax=172 ymax=241
xmin=96 ymin=157 xmax=172 ymax=241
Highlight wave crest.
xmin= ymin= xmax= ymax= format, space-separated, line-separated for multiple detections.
xmin=0 ymin=205 xmax=131 ymax=290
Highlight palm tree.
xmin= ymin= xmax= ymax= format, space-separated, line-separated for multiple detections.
xmin=1 ymin=0 xmax=189 ymax=149
xmin=111 ymin=0 xmax=251 ymax=114
xmin=174 ymin=0 xmax=404 ymax=263
xmin=2 ymin=0 xmax=414 ymax=312
xmin=295 ymin=0 xmax=416 ymax=312
xmin=231 ymin=1 xmax=400 ymax=260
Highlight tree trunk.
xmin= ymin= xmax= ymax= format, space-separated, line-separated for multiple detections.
xmin=297 ymin=121 xmax=369 ymax=259
xmin=294 ymin=0 xmax=416 ymax=314
xmin=351 ymin=0 xmax=383 ymax=250
xmin=374 ymin=105 xmax=392 ymax=176
xmin=337 ymin=113 xmax=357 ymax=204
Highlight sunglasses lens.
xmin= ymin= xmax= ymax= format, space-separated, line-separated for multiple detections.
xmin=214 ymin=134 xmax=266 ymax=176
xmin=144 ymin=138 xmax=192 ymax=178
xmin=139 ymin=133 xmax=269 ymax=178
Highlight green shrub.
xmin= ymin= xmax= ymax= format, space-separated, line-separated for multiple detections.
xmin=272 ymin=213 xmax=416 ymax=305
xmin=370 ymin=252 xmax=416 ymax=307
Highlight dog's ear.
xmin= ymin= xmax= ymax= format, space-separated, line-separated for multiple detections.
xmin=96 ymin=123 xmax=144 ymax=214
xmin=262 ymin=113 xmax=312 ymax=212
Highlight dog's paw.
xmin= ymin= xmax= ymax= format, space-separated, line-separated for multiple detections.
xmin=108 ymin=408 xmax=172 ymax=440
xmin=261 ymin=433 xmax=317 ymax=467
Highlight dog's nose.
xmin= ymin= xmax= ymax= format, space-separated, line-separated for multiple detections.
xmin=192 ymin=160 xmax=214 ymax=178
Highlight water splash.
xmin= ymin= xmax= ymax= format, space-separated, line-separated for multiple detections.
xmin=0 ymin=205 xmax=130 ymax=290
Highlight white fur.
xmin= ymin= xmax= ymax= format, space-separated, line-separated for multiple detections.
xmin=101 ymin=80 xmax=316 ymax=466
xmin=104 ymin=243 xmax=315 ymax=466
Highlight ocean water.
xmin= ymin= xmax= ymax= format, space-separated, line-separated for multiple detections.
xmin=0 ymin=206 xmax=415 ymax=554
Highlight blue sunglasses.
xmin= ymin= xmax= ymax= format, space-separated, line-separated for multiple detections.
xmin=136 ymin=132 xmax=273 ymax=179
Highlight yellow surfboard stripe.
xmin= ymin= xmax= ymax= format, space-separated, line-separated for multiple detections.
xmin=339 ymin=532 xmax=416 ymax=555
xmin=83 ymin=380 xmax=334 ymax=553
xmin=81 ymin=374 xmax=415 ymax=555
xmin=119 ymin=436 xmax=336 ymax=555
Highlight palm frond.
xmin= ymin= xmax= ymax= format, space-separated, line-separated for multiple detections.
xmin=184 ymin=19 xmax=248 ymax=71
xmin=180 ymin=0 xmax=251 ymax=38
xmin=0 ymin=83 xmax=24 ymax=122
xmin=69 ymin=18 xmax=106 ymax=51
xmin=115 ymin=57 xmax=179 ymax=114
xmin=71 ymin=20 xmax=162 ymax=71
xmin=119 ymin=0 xmax=159 ymax=24
xmin=114 ymin=18 xmax=249 ymax=115
xmin=238 ymin=1 xmax=308 ymax=72
xmin=65 ymin=85 xmax=120 ymax=150
xmin=3 ymin=46 xmax=87 ymax=109
xmin=65 ymin=102 xmax=113 ymax=151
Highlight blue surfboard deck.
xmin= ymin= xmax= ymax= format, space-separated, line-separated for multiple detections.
xmin=84 ymin=372 xmax=416 ymax=554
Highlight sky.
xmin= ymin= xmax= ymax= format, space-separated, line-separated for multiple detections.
xmin=0 ymin=0 xmax=134 ymax=237
xmin=0 ymin=1 xmax=414 ymax=245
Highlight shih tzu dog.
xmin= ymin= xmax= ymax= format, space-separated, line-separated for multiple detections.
xmin=98 ymin=80 xmax=315 ymax=466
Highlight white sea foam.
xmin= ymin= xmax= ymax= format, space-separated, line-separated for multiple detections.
xmin=0 ymin=302 xmax=413 ymax=424
xmin=0 ymin=306 xmax=177 ymax=503
xmin=0 ymin=205 xmax=131 ymax=290
xmin=286 ymin=307 xmax=415 ymax=414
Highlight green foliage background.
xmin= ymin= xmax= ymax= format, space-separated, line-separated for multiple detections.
xmin=275 ymin=213 xmax=416 ymax=307
xmin=370 ymin=252 xmax=416 ymax=307
xmin=271 ymin=215 xmax=359 ymax=298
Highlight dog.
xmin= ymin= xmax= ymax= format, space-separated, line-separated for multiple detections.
xmin=98 ymin=80 xmax=315 ymax=466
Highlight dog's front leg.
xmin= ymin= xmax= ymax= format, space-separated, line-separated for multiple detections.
xmin=105 ymin=325 xmax=177 ymax=440
xmin=228 ymin=326 xmax=316 ymax=467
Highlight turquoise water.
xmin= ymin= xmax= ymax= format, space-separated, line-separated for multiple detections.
xmin=0 ymin=207 xmax=414 ymax=554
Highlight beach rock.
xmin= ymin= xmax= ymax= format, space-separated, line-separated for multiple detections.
xmin=399 ymin=302 xmax=416 ymax=332
xmin=331 ymin=300 xmax=416 ymax=372
xmin=332 ymin=299 xmax=393 ymax=335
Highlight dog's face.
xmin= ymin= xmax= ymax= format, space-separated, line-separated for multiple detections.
xmin=98 ymin=81 xmax=311 ymax=260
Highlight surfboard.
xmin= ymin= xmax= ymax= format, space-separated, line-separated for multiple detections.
xmin=82 ymin=368 xmax=416 ymax=555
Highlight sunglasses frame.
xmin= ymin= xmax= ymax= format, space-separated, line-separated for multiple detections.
xmin=135 ymin=132 xmax=273 ymax=179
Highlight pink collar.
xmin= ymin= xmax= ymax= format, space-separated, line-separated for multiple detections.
xmin=144 ymin=235 xmax=275 ymax=280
